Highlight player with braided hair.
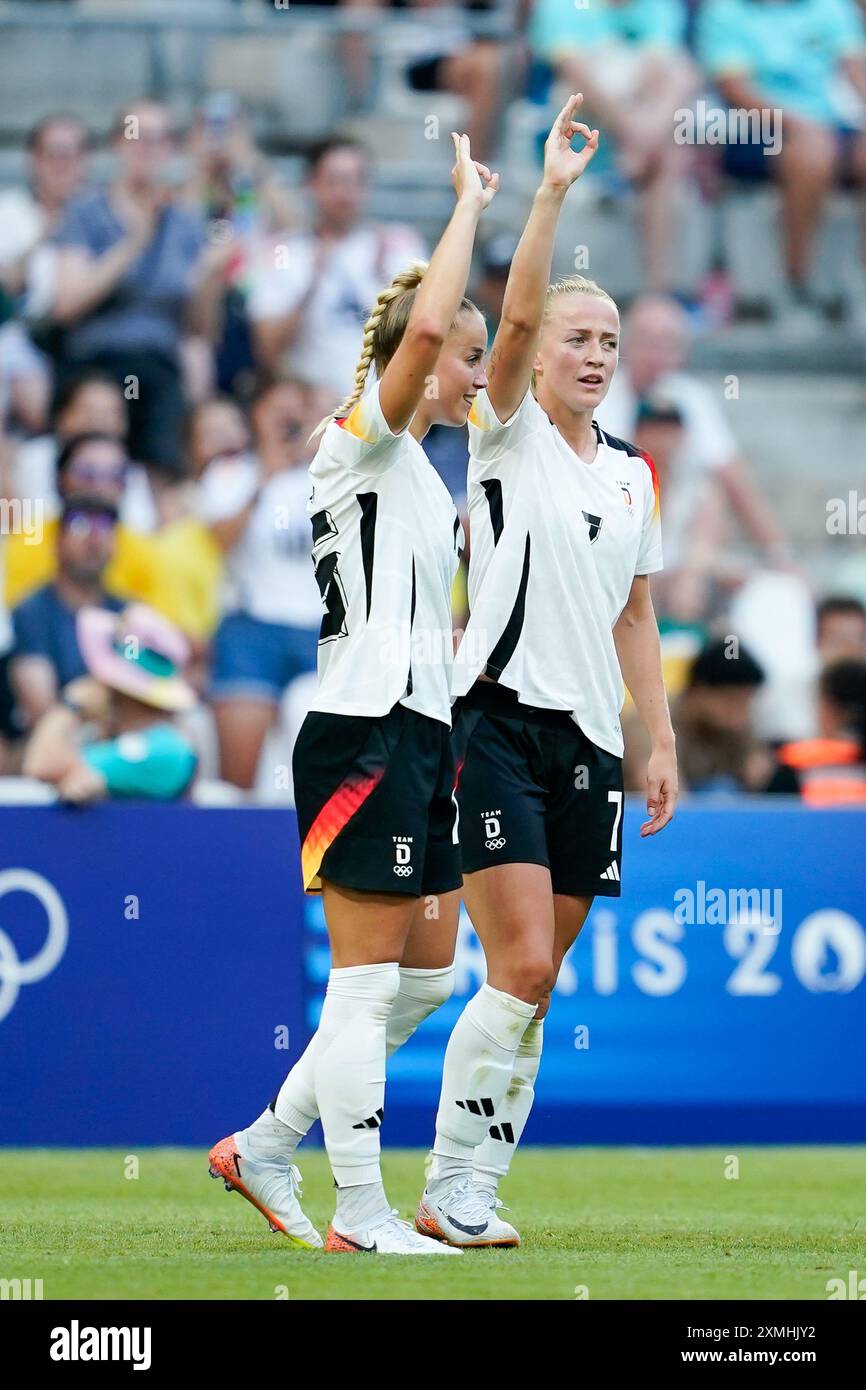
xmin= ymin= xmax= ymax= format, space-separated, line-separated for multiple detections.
xmin=209 ymin=134 xmax=498 ymax=1255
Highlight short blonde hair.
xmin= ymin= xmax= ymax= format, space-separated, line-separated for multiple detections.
xmin=542 ymin=275 xmax=618 ymax=321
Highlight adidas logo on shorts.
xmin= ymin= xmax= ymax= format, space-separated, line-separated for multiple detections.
xmin=600 ymin=862 xmax=620 ymax=881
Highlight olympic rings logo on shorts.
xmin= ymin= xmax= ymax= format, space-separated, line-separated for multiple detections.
xmin=485 ymin=837 xmax=506 ymax=851
xmin=393 ymin=865 xmax=414 ymax=877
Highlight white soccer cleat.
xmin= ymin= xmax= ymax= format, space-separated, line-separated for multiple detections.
xmin=208 ymin=1134 xmax=323 ymax=1249
xmin=415 ymin=1178 xmax=520 ymax=1248
xmin=325 ymin=1209 xmax=463 ymax=1255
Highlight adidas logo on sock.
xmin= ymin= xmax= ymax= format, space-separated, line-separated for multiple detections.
xmin=600 ymin=861 xmax=620 ymax=881
xmin=352 ymin=1107 xmax=384 ymax=1131
xmin=456 ymin=1097 xmax=494 ymax=1117
xmin=488 ymin=1122 xmax=515 ymax=1143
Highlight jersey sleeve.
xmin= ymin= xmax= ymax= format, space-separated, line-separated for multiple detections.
xmin=635 ymin=453 xmax=664 ymax=575
xmin=323 ymin=380 xmax=409 ymax=476
xmin=82 ymin=726 xmax=198 ymax=800
xmin=466 ymin=387 xmax=546 ymax=470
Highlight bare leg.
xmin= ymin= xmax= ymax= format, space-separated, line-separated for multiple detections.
xmin=213 ymin=697 xmax=275 ymax=790
xmin=776 ymin=117 xmax=835 ymax=285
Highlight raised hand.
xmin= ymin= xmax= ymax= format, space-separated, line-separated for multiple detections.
xmin=543 ymin=94 xmax=599 ymax=193
xmin=450 ymin=132 xmax=500 ymax=211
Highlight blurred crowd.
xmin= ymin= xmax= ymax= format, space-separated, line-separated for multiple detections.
xmin=1 ymin=0 xmax=866 ymax=806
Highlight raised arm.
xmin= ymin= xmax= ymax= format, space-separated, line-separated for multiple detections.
xmin=486 ymin=95 xmax=598 ymax=423
xmin=378 ymin=133 xmax=498 ymax=434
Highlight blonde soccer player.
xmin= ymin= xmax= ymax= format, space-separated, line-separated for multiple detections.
xmin=209 ymin=134 xmax=498 ymax=1255
xmin=415 ymin=97 xmax=679 ymax=1248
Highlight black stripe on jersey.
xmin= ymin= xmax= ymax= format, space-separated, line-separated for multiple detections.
xmin=480 ymin=478 xmax=504 ymax=545
xmin=593 ymin=421 xmax=640 ymax=458
xmin=485 ymin=533 xmax=530 ymax=680
xmin=405 ymin=557 xmax=417 ymax=697
xmin=357 ymin=492 xmax=378 ymax=620
xmin=311 ymin=508 xmax=337 ymax=546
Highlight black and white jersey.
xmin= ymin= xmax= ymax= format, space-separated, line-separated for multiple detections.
xmin=452 ymin=388 xmax=662 ymax=757
xmin=307 ymin=381 xmax=464 ymax=726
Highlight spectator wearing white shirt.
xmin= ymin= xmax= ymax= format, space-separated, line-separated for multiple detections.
xmin=595 ymin=294 xmax=792 ymax=621
xmin=248 ymin=138 xmax=426 ymax=397
xmin=0 ymin=114 xmax=89 ymax=320
xmin=198 ymin=378 xmax=323 ymax=789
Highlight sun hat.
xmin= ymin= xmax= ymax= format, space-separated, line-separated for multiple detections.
xmin=76 ymin=602 xmax=196 ymax=712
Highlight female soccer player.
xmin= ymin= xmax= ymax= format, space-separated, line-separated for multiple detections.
xmin=209 ymin=134 xmax=498 ymax=1255
xmin=415 ymin=97 xmax=679 ymax=1248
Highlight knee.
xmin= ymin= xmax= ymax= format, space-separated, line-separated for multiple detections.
xmin=533 ymin=990 xmax=552 ymax=1022
xmin=399 ymin=963 xmax=455 ymax=1012
xmin=497 ymin=954 xmax=556 ymax=1006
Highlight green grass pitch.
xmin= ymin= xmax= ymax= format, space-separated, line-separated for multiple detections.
xmin=2 ymin=1147 xmax=862 ymax=1301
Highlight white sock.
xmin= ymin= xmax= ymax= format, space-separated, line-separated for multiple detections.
xmin=429 ymin=983 xmax=537 ymax=1191
xmin=240 ymin=1106 xmax=305 ymax=1161
xmin=473 ymin=1019 xmax=544 ymax=1194
xmin=314 ymin=961 xmax=400 ymax=1192
xmin=255 ymin=964 xmax=455 ymax=1159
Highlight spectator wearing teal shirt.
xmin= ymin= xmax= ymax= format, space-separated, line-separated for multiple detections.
xmin=698 ymin=0 xmax=866 ymax=336
xmin=529 ymin=0 xmax=696 ymax=292
xmin=23 ymin=601 xmax=198 ymax=802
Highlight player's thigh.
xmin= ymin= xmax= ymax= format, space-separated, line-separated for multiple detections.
xmin=321 ymin=880 xmax=418 ymax=968
xmin=463 ymin=862 xmax=557 ymax=1003
xmin=400 ymin=888 xmax=461 ymax=969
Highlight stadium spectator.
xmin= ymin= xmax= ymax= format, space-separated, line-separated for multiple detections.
xmin=768 ymin=659 xmax=866 ymax=803
xmin=399 ymin=0 xmax=511 ymax=160
xmin=596 ymin=295 xmax=791 ymax=620
xmin=183 ymin=95 xmax=296 ymax=397
xmin=697 ymin=0 xmax=866 ymax=336
xmin=9 ymin=495 xmax=122 ymax=729
xmin=529 ymin=0 xmax=697 ymax=291
xmin=624 ymin=637 xmax=766 ymax=794
xmin=23 ymin=602 xmax=198 ymax=803
xmin=0 ymin=113 xmax=88 ymax=322
xmin=816 ymin=595 xmax=866 ymax=664
xmin=50 ymin=101 xmax=227 ymax=471
xmin=248 ymin=137 xmax=426 ymax=395
xmin=10 ymin=369 xmax=145 ymax=521
xmin=185 ymin=395 xmax=251 ymax=480
xmin=197 ymin=377 xmax=322 ymax=789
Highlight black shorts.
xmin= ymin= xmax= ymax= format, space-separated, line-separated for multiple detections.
xmin=454 ymin=682 xmax=624 ymax=897
xmin=293 ymin=702 xmax=461 ymax=898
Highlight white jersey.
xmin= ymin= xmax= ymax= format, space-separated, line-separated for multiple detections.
xmin=452 ymin=388 xmax=663 ymax=757
xmin=307 ymin=381 xmax=464 ymax=726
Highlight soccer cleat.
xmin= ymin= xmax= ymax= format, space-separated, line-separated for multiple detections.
xmin=325 ymin=1209 xmax=463 ymax=1255
xmin=208 ymin=1134 xmax=323 ymax=1250
xmin=415 ymin=1178 xmax=520 ymax=1248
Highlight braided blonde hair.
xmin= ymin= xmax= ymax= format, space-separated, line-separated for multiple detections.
xmin=311 ymin=260 xmax=478 ymax=438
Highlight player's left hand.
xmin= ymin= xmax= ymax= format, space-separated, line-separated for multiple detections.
xmin=641 ymin=745 xmax=678 ymax=836
xmin=543 ymin=94 xmax=599 ymax=192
